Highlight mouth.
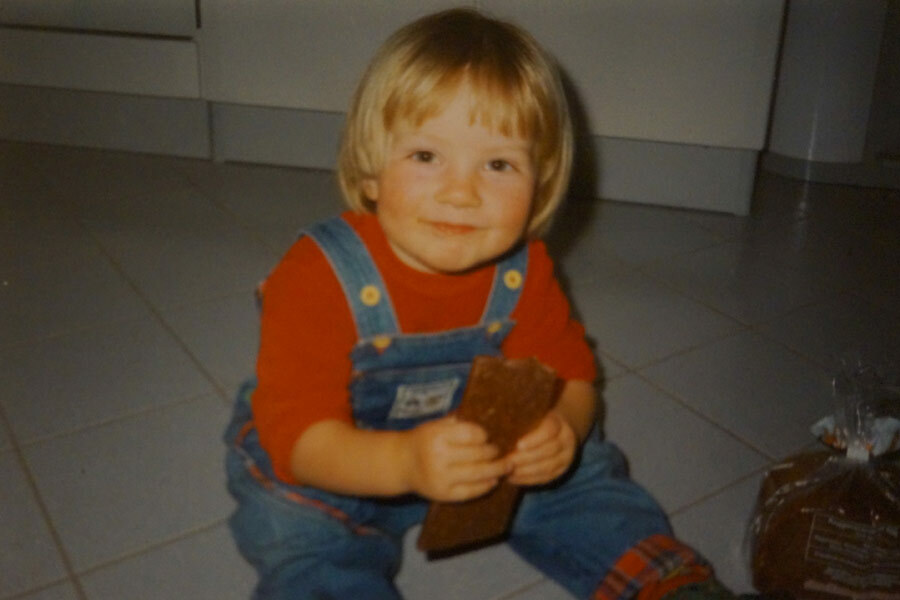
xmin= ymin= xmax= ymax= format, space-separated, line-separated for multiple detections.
xmin=427 ymin=221 xmax=478 ymax=235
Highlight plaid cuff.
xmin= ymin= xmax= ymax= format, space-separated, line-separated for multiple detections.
xmin=593 ymin=534 xmax=713 ymax=600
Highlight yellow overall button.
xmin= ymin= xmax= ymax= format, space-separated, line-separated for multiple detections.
xmin=360 ymin=285 xmax=381 ymax=306
xmin=372 ymin=335 xmax=392 ymax=351
xmin=503 ymin=269 xmax=523 ymax=290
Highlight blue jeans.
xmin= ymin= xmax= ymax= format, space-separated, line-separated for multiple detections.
xmin=226 ymin=391 xmax=672 ymax=599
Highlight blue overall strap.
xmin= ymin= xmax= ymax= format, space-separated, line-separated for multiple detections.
xmin=479 ymin=242 xmax=529 ymax=324
xmin=305 ymin=217 xmax=400 ymax=339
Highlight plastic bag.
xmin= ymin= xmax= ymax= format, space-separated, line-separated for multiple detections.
xmin=749 ymin=354 xmax=900 ymax=600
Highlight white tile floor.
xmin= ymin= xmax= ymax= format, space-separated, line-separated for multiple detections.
xmin=1 ymin=140 xmax=898 ymax=600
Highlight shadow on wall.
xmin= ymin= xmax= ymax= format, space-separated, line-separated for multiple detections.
xmin=545 ymin=68 xmax=600 ymax=265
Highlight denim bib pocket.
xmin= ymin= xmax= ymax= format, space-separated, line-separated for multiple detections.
xmin=350 ymin=362 xmax=472 ymax=430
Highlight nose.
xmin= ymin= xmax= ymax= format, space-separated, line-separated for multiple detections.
xmin=437 ymin=167 xmax=481 ymax=208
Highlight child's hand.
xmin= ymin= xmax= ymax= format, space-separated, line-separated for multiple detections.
xmin=403 ymin=416 xmax=511 ymax=502
xmin=506 ymin=411 xmax=577 ymax=487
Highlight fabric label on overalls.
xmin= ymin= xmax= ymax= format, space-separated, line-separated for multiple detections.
xmin=388 ymin=379 xmax=460 ymax=420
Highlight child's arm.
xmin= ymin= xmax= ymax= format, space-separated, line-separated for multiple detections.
xmin=506 ymin=379 xmax=595 ymax=487
xmin=289 ymin=415 xmax=512 ymax=502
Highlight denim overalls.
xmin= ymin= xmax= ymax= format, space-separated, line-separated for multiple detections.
xmin=225 ymin=218 xmax=675 ymax=600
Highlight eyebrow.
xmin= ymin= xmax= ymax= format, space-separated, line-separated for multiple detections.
xmin=394 ymin=131 xmax=531 ymax=153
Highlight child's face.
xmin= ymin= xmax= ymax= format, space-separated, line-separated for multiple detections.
xmin=363 ymin=84 xmax=535 ymax=274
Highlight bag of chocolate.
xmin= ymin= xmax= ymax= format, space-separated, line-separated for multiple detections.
xmin=749 ymin=355 xmax=900 ymax=600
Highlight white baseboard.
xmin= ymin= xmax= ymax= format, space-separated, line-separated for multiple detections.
xmin=209 ymin=103 xmax=756 ymax=215
xmin=0 ymin=84 xmax=210 ymax=158
xmin=210 ymin=103 xmax=343 ymax=171
xmin=0 ymin=85 xmax=759 ymax=215
xmin=588 ymin=136 xmax=757 ymax=215
xmin=761 ymin=151 xmax=900 ymax=191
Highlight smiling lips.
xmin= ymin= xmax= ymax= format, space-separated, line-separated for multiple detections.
xmin=427 ymin=221 xmax=478 ymax=235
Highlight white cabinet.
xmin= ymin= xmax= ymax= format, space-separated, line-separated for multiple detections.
xmin=484 ymin=0 xmax=784 ymax=149
xmin=0 ymin=0 xmax=199 ymax=97
xmin=199 ymin=0 xmax=469 ymax=111
xmin=199 ymin=0 xmax=783 ymax=150
xmin=0 ymin=1 xmax=788 ymax=212
xmin=0 ymin=0 xmax=196 ymax=37
xmin=0 ymin=28 xmax=200 ymax=97
xmin=0 ymin=0 xmax=203 ymax=156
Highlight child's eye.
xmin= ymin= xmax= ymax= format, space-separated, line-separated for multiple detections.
xmin=487 ymin=159 xmax=514 ymax=172
xmin=410 ymin=150 xmax=436 ymax=163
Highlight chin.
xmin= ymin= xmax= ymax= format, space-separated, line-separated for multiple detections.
xmin=427 ymin=255 xmax=491 ymax=275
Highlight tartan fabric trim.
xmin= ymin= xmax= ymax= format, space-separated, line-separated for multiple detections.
xmin=593 ymin=534 xmax=713 ymax=600
xmin=233 ymin=421 xmax=380 ymax=537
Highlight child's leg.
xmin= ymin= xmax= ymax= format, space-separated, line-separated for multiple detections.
xmin=224 ymin=382 xmax=415 ymax=599
xmin=226 ymin=445 xmax=407 ymax=599
xmin=508 ymin=436 xmax=714 ymax=600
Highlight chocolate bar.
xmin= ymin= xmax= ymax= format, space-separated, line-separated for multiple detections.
xmin=417 ymin=355 xmax=559 ymax=553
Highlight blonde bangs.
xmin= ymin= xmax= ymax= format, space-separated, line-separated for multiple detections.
xmin=385 ymin=71 xmax=536 ymax=142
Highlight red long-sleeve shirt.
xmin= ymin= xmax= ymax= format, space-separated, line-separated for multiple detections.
xmin=252 ymin=212 xmax=596 ymax=483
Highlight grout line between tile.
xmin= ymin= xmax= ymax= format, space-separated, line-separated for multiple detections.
xmin=0 ymin=312 xmax=153 ymax=354
xmin=3 ymin=152 xmax=245 ymax=594
xmin=666 ymin=465 xmax=770 ymax=518
xmin=605 ymin=237 xmax=731 ymax=274
xmin=491 ymin=576 xmax=550 ymax=600
xmin=746 ymin=320 xmax=836 ymax=375
xmin=182 ymin=174 xmax=295 ymax=257
xmin=72 ymin=220 xmax=233 ymax=407
xmin=15 ymin=390 xmax=220 ymax=449
xmin=595 ymin=325 xmax=753 ymax=386
xmin=631 ymin=370 xmax=777 ymax=463
xmin=151 ymin=286 xmax=260 ymax=316
xmin=1 ymin=578 xmax=74 ymax=600
xmin=625 ymin=328 xmax=751 ymax=373
xmin=72 ymin=517 xmax=229 ymax=581
xmin=0 ymin=399 xmax=89 ymax=600
xmin=633 ymin=261 xmax=760 ymax=329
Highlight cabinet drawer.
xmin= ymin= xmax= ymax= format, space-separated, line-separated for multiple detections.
xmin=0 ymin=28 xmax=199 ymax=97
xmin=0 ymin=0 xmax=196 ymax=38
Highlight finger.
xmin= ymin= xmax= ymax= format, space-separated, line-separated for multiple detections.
xmin=446 ymin=421 xmax=490 ymax=445
xmin=445 ymin=442 xmax=501 ymax=466
xmin=508 ymin=438 xmax=563 ymax=466
xmin=444 ymin=478 xmax=501 ymax=502
xmin=516 ymin=417 xmax=561 ymax=450
xmin=510 ymin=440 xmax=575 ymax=481
xmin=513 ymin=450 xmax=564 ymax=474
xmin=450 ymin=456 xmax=512 ymax=483
xmin=508 ymin=456 xmax=566 ymax=486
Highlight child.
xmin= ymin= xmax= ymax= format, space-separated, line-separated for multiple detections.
xmin=225 ymin=8 xmax=745 ymax=600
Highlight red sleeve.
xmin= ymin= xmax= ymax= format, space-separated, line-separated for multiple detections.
xmin=251 ymin=235 xmax=356 ymax=483
xmin=503 ymin=241 xmax=597 ymax=382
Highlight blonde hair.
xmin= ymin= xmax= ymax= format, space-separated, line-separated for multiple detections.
xmin=337 ymin=8 xmax=573 ymax=237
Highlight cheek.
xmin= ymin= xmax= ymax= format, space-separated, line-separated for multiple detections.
xmin=374 ymin=178 xmax=410 ymax=214
xmin=378 ymin=167 xmax=431 ymax=208
xmin=495 ymin=183 xmax=535 ymax=227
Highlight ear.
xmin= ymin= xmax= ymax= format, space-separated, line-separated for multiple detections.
xmin=362 ymin=178 xmax=379 ymax=202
